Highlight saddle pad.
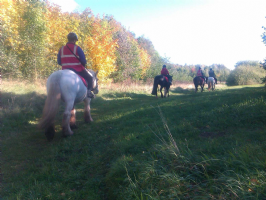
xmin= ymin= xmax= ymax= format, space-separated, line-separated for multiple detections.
xmin=164 ymin=76 xmax=169 ymax=82
xmin=78 ymin=75 xmax=88 ymax=87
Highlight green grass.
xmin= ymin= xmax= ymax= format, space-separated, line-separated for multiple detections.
xmin=1 ymin=81 xmax=266 ymax=199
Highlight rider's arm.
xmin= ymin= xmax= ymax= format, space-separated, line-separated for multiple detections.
xmin=57 ymin=49 xmax=62 ymax=66
xmin=77 ymin=47 xmax=87 ymax=67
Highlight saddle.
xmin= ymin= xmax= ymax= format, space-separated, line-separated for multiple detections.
xmin=163 ymin=76 xmax=169 ymax=82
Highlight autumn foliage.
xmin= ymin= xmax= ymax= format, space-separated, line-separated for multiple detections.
xmin=0 ymin=0 xmax=155 ymax=82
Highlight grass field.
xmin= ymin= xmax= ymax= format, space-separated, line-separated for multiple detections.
xmin=1 ymin=80 xmax=266 ymax=199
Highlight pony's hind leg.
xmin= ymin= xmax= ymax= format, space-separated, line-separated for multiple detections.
xmin=62 ymin=101 xmax=74 ymax=137
xmin=70 ymin=108 xmax=78 ymax=129
xmin=45 ymin=124 xmax=55 ymax=141
xmin=160 ymin=86 xmax=164 ymax=98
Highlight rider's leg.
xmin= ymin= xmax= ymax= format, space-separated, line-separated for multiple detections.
xmin=65 ymin=68 xmax=94 ymax=98
xmin=77 ymin=70 xmax=94 ymax=98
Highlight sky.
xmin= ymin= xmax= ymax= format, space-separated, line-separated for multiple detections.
xmin=49 ymin=0 xmax=266 ymax=70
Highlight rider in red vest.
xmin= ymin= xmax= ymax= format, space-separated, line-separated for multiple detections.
xmin=161 ymin=65 xmax=172 ymax=85
xmin=161 ymin=65 xmax=171 ymax=84
xmin=196 ymin=67 xmax=205 ymax=81
xmin=57 ymin=32 xmax=94 ymax=98
xmin=161 ymin=65 xmax=169 ymax=76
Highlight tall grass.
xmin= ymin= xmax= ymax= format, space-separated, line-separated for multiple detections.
xmin=1 ymin=80 xmax=266 ymax=199
xmin=122 ymin=106 xmax=266 ymax=199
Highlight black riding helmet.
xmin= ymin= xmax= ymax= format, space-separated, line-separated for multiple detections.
xmin=67 ymin=32 xmax=78 ymax=41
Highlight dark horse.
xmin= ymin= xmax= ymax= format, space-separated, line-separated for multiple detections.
xmin=193 ymin=76 xmax=207 ymax=92
xmin=151 ymin=75 xmax=173 ymax=98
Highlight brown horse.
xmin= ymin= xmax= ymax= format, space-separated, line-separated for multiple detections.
xmin=193 ymin=76 xmax=206 ymax=92
xmin=151 ymin=75 xmax=172 ymax=98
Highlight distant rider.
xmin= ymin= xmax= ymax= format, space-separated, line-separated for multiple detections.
xmin=196 ymin=67 xmax=205 ymax=81
xmin=161 ymin=65 xmax=172 ymax=85
xmin=57 ymin=32 xmax=94 ymax=98
xmin=209 ymin=68 xmax=217 ymax=84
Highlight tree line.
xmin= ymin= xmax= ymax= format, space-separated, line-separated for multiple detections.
xmin=1 ymin=0 xmax=265 ymax=85
xmin=0 ymin=0 xmax=165 ymax=82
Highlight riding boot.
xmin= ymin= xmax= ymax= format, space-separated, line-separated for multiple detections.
xmin=87 ymin=88 xmax=95 ymax=98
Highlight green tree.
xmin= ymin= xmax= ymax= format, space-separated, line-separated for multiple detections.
xmin=18 ymin=1 xmax=47 ymax=80
xmin=226 ymin=61 xmax=265 ymax=85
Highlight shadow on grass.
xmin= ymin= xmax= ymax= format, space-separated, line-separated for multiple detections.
xmin=1 ymin=85 xmax=266 ymax=199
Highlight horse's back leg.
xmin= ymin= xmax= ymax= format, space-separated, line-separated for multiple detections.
xmin=62 ymin=100 xmax=75 ymax=136
xmin=84 ymin=98 xmax=93 ymax=123
xmin=70 ymin=107 xmax=78 ymax=129
xmin=160 ymin=86 xmax=164 ymax=98
xmin=45 ymin=125 xmax=55 ymax=141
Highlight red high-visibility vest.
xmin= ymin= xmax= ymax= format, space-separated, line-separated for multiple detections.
xmin=60 ymin=43 xmax=84 ymax=72
xmin=197 ymin=69 xmax=202 ymax=76
xmin=161 ymin=68 xmax=169 ymax=76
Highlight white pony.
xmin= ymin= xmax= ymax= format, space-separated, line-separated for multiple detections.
xmin=207 ymin=77 xmax=215 ymax=91
xmin=39 ymin=69 xmax=98 ymax=141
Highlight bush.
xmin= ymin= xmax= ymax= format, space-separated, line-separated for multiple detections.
xmin=226 ymin=61 xmax=266 ymax=86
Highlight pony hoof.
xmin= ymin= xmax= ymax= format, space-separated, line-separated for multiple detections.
xmin=45 ymin=126 xmax=55 ymax=141
xmin=62 ymin=129 xmax=73 ymax=137
xmin=63 ymin=132 xmax=73 ymax=137
xmin=70 ymin=124 xmax=78 ymax=129
xmin=84 ymin=118 xmax=93 ymax=123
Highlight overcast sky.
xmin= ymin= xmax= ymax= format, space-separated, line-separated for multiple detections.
xmin=49 ymin=0 xmax=266 ymax=69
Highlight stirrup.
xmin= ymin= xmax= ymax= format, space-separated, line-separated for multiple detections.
xmin=87 ymin=90 xmax=95 ymax=98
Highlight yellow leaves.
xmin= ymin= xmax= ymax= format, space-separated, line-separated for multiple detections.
xmin=83 ymin=18 xmax=118 ymax=81
xmin=1 ymin=0 xmax=23 ymax=48
xmin=139 ymin=48 xmax=151 ymax=78
xmin=2 ymin=1 xmax=152 ymax=80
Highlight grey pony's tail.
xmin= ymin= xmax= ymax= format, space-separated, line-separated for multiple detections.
xmin=38 ymin=72 xmax=61 ymax=130
xmin=151 ymin=75 xmax=160 ymax=95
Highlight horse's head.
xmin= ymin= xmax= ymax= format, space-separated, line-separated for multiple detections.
xmin=168 ymin=75 xmax=173 ymax=85
xmin=87 ymin=69 xmax=99 ymax=94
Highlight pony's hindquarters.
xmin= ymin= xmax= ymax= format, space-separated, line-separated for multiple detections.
xmin=207 ymin=77 xmax=215 ymax=91
xmin=38 ymin=72 xmax=62 ymax=141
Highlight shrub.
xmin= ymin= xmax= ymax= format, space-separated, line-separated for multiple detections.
xmin=226 ymin=61 xmax=266 ymax=86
